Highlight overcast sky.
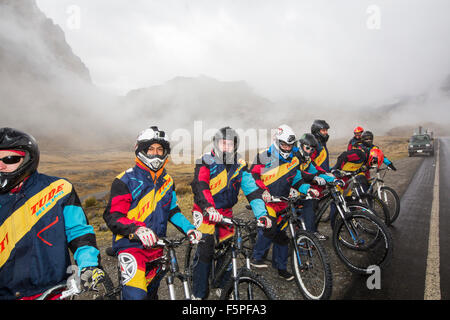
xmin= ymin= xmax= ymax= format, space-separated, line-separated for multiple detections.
xmin=36 ymin=0 xmax=450 ymax=108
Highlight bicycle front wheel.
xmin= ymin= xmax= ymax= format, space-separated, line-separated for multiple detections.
xmin=376 ymin=186 xmax=401 ymax=224
xmin=333 ymin=211 xmax=393 ymax=274
xmin=220 ymin=268 xmax=278 ymax=300
xmin=353 ymin=193 xmax=391 ymax=226
xmin=291 ymin=231 xmax=333 ymax=300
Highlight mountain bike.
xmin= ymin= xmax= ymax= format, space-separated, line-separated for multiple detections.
xmin=333 ymin=169 xmax=391 ymax=226
xmin=367 ymin=166 xmax=401 ymax=224
xmin=267 ymin=195 xmax=333 ymax=300
xmin=314 ymin=180 xmax=394 ymax=274
xmin=185 ymin=216 xmax=278 ymax=300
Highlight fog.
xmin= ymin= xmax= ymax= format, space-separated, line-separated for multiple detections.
xmin=1 ymin=0 xmax=450 ymax=152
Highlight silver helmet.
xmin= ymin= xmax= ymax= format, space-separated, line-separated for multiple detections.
xmin=135 ymin=126 xmax=170 ymax=172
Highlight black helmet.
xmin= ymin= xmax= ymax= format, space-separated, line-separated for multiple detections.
xmin=213 ymin=126 xmax=240 ymax=164
xmin=361 ymin=131 xmax=374 ymax=147
xmin=298 ymin=133 xmax=318 ymax=159
xmin=311 ymin=120 xmax=330 ymax=143
xmin=0 ymin=128 xmax=40 ymax=194
xmin=135 ymin=126 xmax=171 ymax=172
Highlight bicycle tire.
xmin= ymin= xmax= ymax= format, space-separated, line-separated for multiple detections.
xmin=291 ymin=231 xmax=332 ymax=300
xmin=376 ymin=186 xmax=401 ymax=224
xmin=351 ymin=193 xmax=391 ymax=226
xmin=219 ymin=268 xmax=278 ymax=300
xmin=332 ymin=210 xmax=393 ymax=274
xmin=347 ymin=202 xmax=383 ymax=223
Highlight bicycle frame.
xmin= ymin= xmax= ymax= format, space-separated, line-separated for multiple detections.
xmin=367 ymin=167 xmax=388 ymax=198
xmin=218 ymin=217 xmax=256 ymax=299
xmin=189 ymin=217 xmax=259 ymax=300
xmin=268 ymin=196 xmax=318 ymax=270
xmin=315 ymin=182 xmax=365 ymax=244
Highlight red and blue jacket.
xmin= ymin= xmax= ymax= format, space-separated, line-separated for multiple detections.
xmin=103 ymin=161 xmax=195 ymax=254
xmin=332 ymin=148 xmax=368 ymax=172
xmin=0 ymin=172 xmax=100 ymax=299
xmin=191 ymin=151 xmax=267 ymax=240
xmin=250 ymin=145 xmax=303 ymax=199
xmin=348 ymin=137 xmax=365 ymax=151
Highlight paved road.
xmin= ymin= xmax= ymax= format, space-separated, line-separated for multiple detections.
xmin=342 ymin=138 xmax=448 ymax=300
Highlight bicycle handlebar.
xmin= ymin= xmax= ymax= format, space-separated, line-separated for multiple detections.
xmin=155 ymin=235 xmax=190 ymax=247
xmin=220 ymin=216 xmax=264 ymax=228
xmin=37 ymin=278 xmax=81 ymax=300
xmin=269 ymin=194 xmax=313 ymax=203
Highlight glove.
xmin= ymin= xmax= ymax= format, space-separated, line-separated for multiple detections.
xmin=313 ymin=176 xmax=326 ymax=186
xmin=192 ymin=211 xmax=203 ymax=229
xmin=205 ymin=207 xmax=223 ymax=223
xmin=387 ymin=163 xmax=397 ymax=171
xmin=80 ymin=267 xmax=105 ymax=291
xmin=261 ymin=190 xmax=272 ymax=203
xmin=187 ymin=229 xmax=202 ymax=244
xmin=132 ymin=227 xmax=158 ymax=248
xmin=257 ymin=215 xmax=272 ymax=229
xmin=289 ymin=187 xmax=300 ymax=198
xmin=335 ymin=179 xmax=345 ymax=187
xmin=307 ymin=188 xmax=320 ymax=198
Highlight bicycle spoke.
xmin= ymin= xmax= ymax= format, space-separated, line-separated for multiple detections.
xmin=334 ymin=212 xmax=392 ymax=273
xmin=291 ymin=232 xmax=332 ymax=300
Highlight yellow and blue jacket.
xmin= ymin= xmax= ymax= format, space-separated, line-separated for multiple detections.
xmin=103 ymin=161 xmax=194 ymax=254
xmin=0 ymin=172 xmax=100 ymax=299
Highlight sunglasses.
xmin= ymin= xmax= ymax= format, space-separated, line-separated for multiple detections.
xmin=0 ymin=155 xmax=24 ymax=165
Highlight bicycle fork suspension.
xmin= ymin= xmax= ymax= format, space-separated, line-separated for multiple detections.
xmin=336 ymin=204 xmax=360 ymax=244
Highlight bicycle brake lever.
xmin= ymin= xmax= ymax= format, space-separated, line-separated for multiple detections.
xmin=221 ymin=217 xmax=233 ymax=225
xmin=60 ymin=278 xmax=81 ymax=300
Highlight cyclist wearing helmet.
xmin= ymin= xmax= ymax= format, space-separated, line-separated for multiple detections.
xmin=103 ymin=126 xmax=201 ymax=300
xmin=295 ymin=133 xmax=336 ymax=240
xmin=310 ymin=120 xmax=331 ymax=172
xmin=249 ymin=125 xmax=320 ymax=280
xmin=358 ymin=131 xmax=396 ymax=174
xmin=347 ymin=126 xmax=365 ymax=151
xmin=329 ymin=146 xmax=370 ymax=228
xmin=190 ymin=126 xmax=271 ymax=300
xmin=0 ymin=128 xmax=104 ymax=300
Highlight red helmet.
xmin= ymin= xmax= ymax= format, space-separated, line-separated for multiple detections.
xmin=354 ymin=126 xmax=364 ymax=134
xmin=368 ymin=148 xmax=384 ymax=169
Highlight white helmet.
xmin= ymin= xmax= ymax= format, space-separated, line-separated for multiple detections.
xmin=273 ymin=124 xmax=296 ymax=159
xmin=135 ymin=126 xmax=170 ymax=172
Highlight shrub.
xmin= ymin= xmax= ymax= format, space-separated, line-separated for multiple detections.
xmin=84 ymin=196 xmax=98 ymax=208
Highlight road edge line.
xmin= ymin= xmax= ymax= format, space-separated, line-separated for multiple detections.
xmin=424 ymin=139 xmax=441 ymax=300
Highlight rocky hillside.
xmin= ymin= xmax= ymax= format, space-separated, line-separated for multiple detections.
xmin=0 ymin=0 xmax=126 ymax=150
xmin=0 ymin=0 xmax=91 ymax=82
xmin=125 ymin=75 xmax=277 ymax=132
xmin=1 ymin=0 xmax=448 ymax=153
